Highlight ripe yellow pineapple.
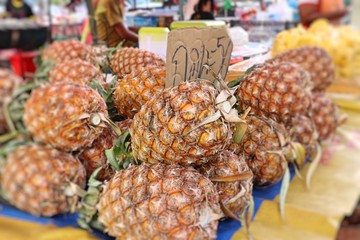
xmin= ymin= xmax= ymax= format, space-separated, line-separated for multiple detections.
xmin=42 ymin=40 xmax=91 ymax=63
xmin=1 ymin=144 xmax=86 ymax=216
xmin=268 ymin=46 xmax=335 ymax=92
xmin=49 ymin=59 xmax=104 ymax=86
xmin=110 ymin=47 xmax=165 ymax=77
xmin=310 ymin=93 xmax=342 ymax=141
xmin=198 ymin=150 xmax=253 ymax=219
xmin=113 ymin=66 xmax=166 ymax=118
xmin=0 ymin=68 xmax=22 ymax=134
xmin=130 ymin=80 xmax=235 ymax=166
xmin=231 ymin=116 xmax=289 ymax=187
xmin=97 ymin=163 xmax=221 ymax=239
xmin=237 ymin=62 xmax=312 ymax=124
xmin=23 ymin=81 xmax=108 ymax=152
xmin=272 ymin=19 xmax=360 ymax=79
xmin=78 ymin=127 xmax=116 ymax=181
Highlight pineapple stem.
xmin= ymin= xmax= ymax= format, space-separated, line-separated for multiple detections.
xmin=180 ymin=111 xmax=222 ymax=136
xmin=203 ymin=64 xmax=231 ymax=93
xmin=99 ymin=114 xmax=122 ymax=136
xmin=77 ymin=167 xmax=105 ymax=232
xmin=90 ymin=113 xmax=102 ymax=126
xmin=220 ymin=201 xmax=241 ymax=222
xmin=210 ymin=171 xmax=253 ymax=182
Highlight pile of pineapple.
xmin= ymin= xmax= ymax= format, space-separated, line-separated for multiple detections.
xmin=272 ymin=19 xmax=360 ymax=79
xmin=0 ymin=39 xmax=345 ymax=239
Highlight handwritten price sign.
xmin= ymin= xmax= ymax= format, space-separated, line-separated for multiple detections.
xmin=165 ymin=27 xmax=233 ymax=88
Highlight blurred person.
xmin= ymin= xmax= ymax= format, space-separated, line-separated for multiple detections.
xmin=96 ymin=0 xmax=138 ymax=47
xmin=65 ymin=0 xmax=82 ymax=13
xmin=298 ymin=0 xmax=348 ymax=26
xmin=190 ymin=0 xmax=215 ymax=20
xmin=5 ymin=0 xmax=33 ymax=19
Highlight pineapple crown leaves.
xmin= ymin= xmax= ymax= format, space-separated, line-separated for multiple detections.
xmin=279 ymin=164 xmax=290 ymax=222
xmin=227 ymin=64 xmax=262 ymax=88
xmin=233 ymin=107 xmax=251 ymax=144
xmin=305 ymin=144 xmax=322 ymax=190
xmin=77 ymin=167 xmax=105 ymax=232
xmin=105 ymin=130 xmax=138 ymax=171
xmin=64 ymin=181 xmax=88 ymax=214
xmin=108 ymin=40 xmax=126 ymax=57
xmin=88 ymin=78 xmax=123 ymax=122
xmin=0 ymin=139 xmax=31 ymax=204
xmin=33 ymin=60 xmax=56 ymax=84
xmin=34 ymin=51 xmax=43 ymax=67
xmin=0 ymin=138 xmax=31 ymax=163
xmin=259 ymin=117 xmax=307 ymax=171
xmin=220 ymin=194 xmax=255 ymax=240
xmin=242 ymin=197 xmax=255 ymax=240
xmin=3 ymin=81 xmax=42 ymax=139
xmin=102 ymin=40 xmax=126 ymax=70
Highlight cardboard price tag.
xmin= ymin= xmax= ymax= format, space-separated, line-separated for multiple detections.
xmin=165 ymin=27 xmax=233 ymax=88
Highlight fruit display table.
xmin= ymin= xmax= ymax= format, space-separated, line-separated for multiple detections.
xmin=1 ymin=92 xmax=359 ymax=240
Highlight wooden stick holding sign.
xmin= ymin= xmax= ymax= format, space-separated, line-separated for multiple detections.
xmin=165 ymin=27 xmax=233 ymax=88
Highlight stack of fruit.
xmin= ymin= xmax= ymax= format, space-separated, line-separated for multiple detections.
xmin=0 ymin=39 xmax=345 ymax=239
xmin=272 ymin=19 xmax=360 ymax=79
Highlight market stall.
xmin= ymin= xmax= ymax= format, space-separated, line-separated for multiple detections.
xmin=0 ymin=19 xmax=48 ymax=51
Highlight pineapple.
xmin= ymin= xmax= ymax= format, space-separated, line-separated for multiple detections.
xmin=268 ymin=46 xmax=335 ymax=92
xmin=97 ymin=163 xmax=221 ymax=239
xmin=42 ymin=40 xmax=91 ymax=63
xmin=310 ymin=93 xmax=341 ymax=141
xmin=110 ymin=47 xmax=165 ymax=77
xmin=237 ymin=62 xmax=312 ymax=124
xmin=0 ymin=68 xmax=22 ymax=134
xmin=23 ymin=81 xmax=108 ymax=152
xmin=78 ymin=127 xmax=116 ymax=181
xmin=1 ymin=144 xmax=86 ymax=216
xmin=87 ymin=44 xmax=110 ymax=70
xmin=130 ymin=80 xmax=235 ymax=166
xmin=113 ymin=66 xmax=166 ymax=118
xmin=49 ymin=59 xmax=104 ymax=86
xmin=231 ymin=116 xmax=289 ymax=187
xmin=115 ymin=118 xmax=133 ymax=132
xmin=198 ymin=150 xmax=253 ymax=219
